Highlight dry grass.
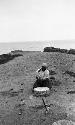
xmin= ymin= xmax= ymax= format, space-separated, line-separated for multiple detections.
xmin=0 ymin=51 xmax=75 ymax=124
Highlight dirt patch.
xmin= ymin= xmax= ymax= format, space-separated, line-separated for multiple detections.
xmin=0 ymin=104 xmax=67 ymax=125
xmin=67 ymin=91 xmax=75 ymax=94
xmin=0 ymin=89 xmax=23 ymax=97
xmin=64 ymin=71 xmax=75 ymax=77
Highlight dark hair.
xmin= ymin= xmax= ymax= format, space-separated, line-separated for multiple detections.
xmin=42 ymin=66 xmax=46 ymax=71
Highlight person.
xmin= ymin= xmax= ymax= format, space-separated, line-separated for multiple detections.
xmin=33 ymin=63 xmax=51 ymax=89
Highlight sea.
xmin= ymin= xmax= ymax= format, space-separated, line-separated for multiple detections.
xmin=0 ymin=40 xmax=75 ymax=55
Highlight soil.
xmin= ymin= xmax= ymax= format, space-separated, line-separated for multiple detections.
xmin=0 ymin=51 xmax=75 ymax=125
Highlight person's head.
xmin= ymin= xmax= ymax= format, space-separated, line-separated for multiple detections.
xmin=42 ymin=63 xmax=47 ymax=71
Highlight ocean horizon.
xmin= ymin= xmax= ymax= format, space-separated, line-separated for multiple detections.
xmin=0 ymin=41 xmax=50 ymax=54
xmin=0 ymin=40 xmax=75 ymax=55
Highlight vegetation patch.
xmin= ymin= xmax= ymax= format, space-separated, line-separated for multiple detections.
xmin=49 ymin=70 xmax=56 ymax=75
xmin=67 ymin=91 xmax=75 ymax=94
xmin=0 ymin=52 xmax=23 ymax=65
xmin=50 ymin=79 xmax=62 ymax=86
xmin=64 ymin=71 xmax=75 ymax=77
xmin=0 ymin=89 xmax=23 ymax=97
xmin=43 ymin=47 xmax=75 ymax=55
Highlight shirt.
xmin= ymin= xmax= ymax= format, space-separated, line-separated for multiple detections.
xmin=36 ymin=68 xmax=49 ymax=80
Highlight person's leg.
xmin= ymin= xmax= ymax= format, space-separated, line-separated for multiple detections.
xmin=44 ymin=78 xmax=52 ymax=89
xmin=33 ymin=79 xmax=42 ymax=89
xmin=39 ymin=79 xmax=43 ymax=87
xmin=33 ymin=80 xmax=38 ymax=89
xmin=47 ymin=78 xmax=52 ymax=89
xmin=42 ymin=79 xmax=46 ymax=87
xmin=40 ymin=79 xmax=48 ymax=87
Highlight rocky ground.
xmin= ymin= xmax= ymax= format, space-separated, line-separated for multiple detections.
xmin=0 ymin=51 xmax=75 ymax=125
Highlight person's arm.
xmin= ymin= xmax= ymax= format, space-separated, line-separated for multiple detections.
xmin=43 ymin=70 xmax=50 ymax=79
xmin=36 ymin=69 xmax=41 ymax=79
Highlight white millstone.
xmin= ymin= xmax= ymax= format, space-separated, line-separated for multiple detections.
xmin=34 ymin=87 xmax=50 ymax=96
xmin=34 ymin=87 xmax=49 ymax=92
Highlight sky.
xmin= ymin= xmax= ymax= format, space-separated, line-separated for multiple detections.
xmin=0 ymin=0 xmax=75 ymax=50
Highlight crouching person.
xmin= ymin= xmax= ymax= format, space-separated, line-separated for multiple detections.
xmin=33 ymin=63 xmax=51 ymax=89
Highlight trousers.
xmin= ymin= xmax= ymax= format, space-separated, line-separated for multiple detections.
xmin=33 ymin=78 xmax=52 ymax=89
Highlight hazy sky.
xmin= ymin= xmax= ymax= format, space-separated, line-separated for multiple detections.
xmin=0 ymin=0 xmax=75 ymax=43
